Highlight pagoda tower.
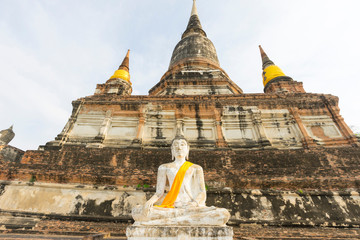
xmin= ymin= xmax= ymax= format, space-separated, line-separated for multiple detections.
xmin=0 ymin=1 xmax=359 ymax=237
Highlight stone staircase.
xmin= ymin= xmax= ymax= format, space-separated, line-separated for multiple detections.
xmin=0 ymin=212 xmax=359 ymax=239
xmin=0 ymin=214 xmax=40 ymax=231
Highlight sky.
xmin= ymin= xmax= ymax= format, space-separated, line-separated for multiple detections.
xmin=0 ymin=0 xmax=359 ymax=150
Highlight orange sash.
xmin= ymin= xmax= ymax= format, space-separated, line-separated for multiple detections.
xmin=155 ymin=161 xmax=193 ymax=208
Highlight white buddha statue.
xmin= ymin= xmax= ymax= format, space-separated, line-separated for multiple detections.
xmin=132 ymin=135 xmax=230 ymax=226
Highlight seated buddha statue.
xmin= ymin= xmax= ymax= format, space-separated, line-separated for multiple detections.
xmin=132 ymin=135 xmax=230 ymax=226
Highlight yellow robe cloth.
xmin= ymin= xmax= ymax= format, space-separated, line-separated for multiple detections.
xmin=155 ymin=161 xmax=194 ymax=208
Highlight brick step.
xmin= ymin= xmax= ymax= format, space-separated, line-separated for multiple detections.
xmin=0 ymin=215 xmax=40 ymax=230
xmin=234 ymin=225 xmax=360 ymax=239
xmin=0 ymin=233 xmax=127 ymax=240
xmin=1 ymin=214 xmax=359 ymax=240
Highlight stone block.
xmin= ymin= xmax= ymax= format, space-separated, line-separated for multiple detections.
xmin=126 ymin=225 xmax=233 ymax=240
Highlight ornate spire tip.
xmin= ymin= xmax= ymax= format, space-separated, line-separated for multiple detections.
xmin=191 ymin=0 xmax=198 ymax=16
xmin=259 ymin=45 xmax=267 ymax=58
xmin=118 ymin=49 xmax=130 ymax=71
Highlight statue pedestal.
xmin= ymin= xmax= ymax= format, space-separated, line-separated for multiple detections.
xmin=126 ymin=225 xmax=233 ymax=240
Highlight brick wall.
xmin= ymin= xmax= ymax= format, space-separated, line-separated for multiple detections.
xmin=0 ymin=146 xmax=358 ymax=190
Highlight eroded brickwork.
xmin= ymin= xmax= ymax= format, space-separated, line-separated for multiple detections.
xmin=1 ymin=181 xmax=360 ymax=227
xmin=5 ymin=146 xmax=357 ymax=190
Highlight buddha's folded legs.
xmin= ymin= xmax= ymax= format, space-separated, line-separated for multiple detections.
xmin=132 ymin=205 xmax=230 ymax=226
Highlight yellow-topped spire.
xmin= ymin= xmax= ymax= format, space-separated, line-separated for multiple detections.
xmin=259 ymin=45 xmax=286 ymax=87
xmin=110 ymin=50 xmax=131 ymax=84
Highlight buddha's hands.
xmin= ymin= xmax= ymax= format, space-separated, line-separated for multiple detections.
xmin=144 ymin=199 xmax=154 ymax=215
xmin=190 ymin=200 xmax=200 ymax=207
xmin=143 ymin=195 xmax=159 ymax=216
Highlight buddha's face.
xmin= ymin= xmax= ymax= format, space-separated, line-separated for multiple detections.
xmin=171 ymin=139 xmax=189 ymax=160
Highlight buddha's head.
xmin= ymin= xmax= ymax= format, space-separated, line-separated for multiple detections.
xmin=171 ymin=135 xmax=190 ymax=160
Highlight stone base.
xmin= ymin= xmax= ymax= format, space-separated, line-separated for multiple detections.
xmin=126 ymin=225 xmax=233 ymax=240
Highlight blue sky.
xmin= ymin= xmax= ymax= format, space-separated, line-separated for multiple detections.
xmin=1 ymin=0 xmax=359 ymax=150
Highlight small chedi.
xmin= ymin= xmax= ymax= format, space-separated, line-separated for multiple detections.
xmin=127 ymin=135 xmax=232 ymax=239
xmin=0 ymin=125 xmax=24 ymax=162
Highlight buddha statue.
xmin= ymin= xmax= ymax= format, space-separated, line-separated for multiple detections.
xmin=132 ymin=135 xmax=230 ymax=226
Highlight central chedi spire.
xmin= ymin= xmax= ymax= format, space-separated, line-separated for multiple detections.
xmin=169 ymin=0 xmax=218 ymax=68
xmin=149 ymin=0 xmax=242 ymax=96
xmin=185 ymin=0 xmax=203 ymax=34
